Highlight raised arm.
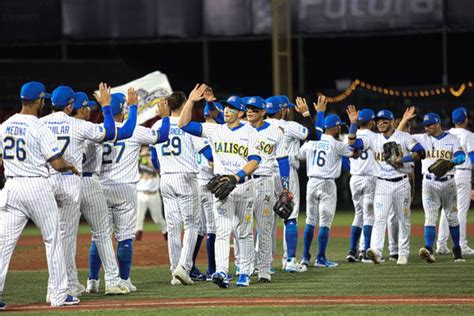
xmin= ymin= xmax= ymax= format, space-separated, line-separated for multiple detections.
xmin=397 ymin=106 xmax=416 ymax=131
xmin=116 ymin=87 xmax=138 ymax=141
xmin=346 ymin=105 xmax=359 ymax=146
xmin=177 ymin=83 xmax=207 ymax=128
xmin=94 ymin=82 xmax=116 ymax=141
xmin=295 ymin=96 xmax=320 ymax=141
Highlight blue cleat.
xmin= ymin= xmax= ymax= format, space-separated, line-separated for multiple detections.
xmin=62 ymin=295 xmax=80 ymax=306
xmin=236 ymin=274 xmax=250 ymax=287
xmin=0 ymin=302 xmax=6 ymax=311
xmin=211 ymin=272 xmax=230 ymax=289
xmin=314 ymin=258 xmax=338 ymax=268
xmin=189 ymin=267 xmax=207 ymax=281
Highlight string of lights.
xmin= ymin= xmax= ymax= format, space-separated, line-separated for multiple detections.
xmin=320 ymin=79 xmax=474 ymax=103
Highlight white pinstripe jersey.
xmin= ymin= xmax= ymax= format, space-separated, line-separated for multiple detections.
xmin=0 ymin=114 xmax=61 ymax=177
xmin=300 ymin=134 xmax=353 ymax=178
xmin=100 ymin=123 xmax=159 ymax=185
xmin=411 ymin=132 xmax=463 ymax=176
xmin=201 ymin=122 xmax=261 ymax=174
xmin=40 ymin=112 xmax=106 ymax=174
xmin=361 ymin=129 xmax=417 ymax=178
xmin=449 ymin=127 xmax=474 ymax=171
xmin=349 ymin=129 xmax=376 ymax=176
xmin=252 ymin=122 xmax=288 ymax=176
xmin=82 ymin=140 xmax=102 ymax=174
xmin=152 ymin=117 xmax=203 ymax=175
xmin=266 ymin=118 xmax=308 ymax=168
xmin=195 ymin=137 xmax=214 ymax=180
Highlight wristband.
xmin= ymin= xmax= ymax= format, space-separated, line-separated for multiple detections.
xmin=401 ymin=155 xmax=415 ymax=163
xmin=302 ymin=111 xmax=310 ymax=117
xmin=236 ymin=169 xmax=246 ymax=180
xmin=348 ymin=123 xmax=358 ymax=135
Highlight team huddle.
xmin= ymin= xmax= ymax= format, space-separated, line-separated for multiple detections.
xmin=0 ymin=81 xmax=473 ymax=309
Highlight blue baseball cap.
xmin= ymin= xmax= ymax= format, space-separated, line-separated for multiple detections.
xmin=358 ymin=108 xmax=375 ymax=122
xmin=265 ymin=96 xmax=284 ymax=114
xmin=277 ymin=95 xmax=296 ymax=109
xmin=375 ymin=109 xmax=394 ymax=121
xmin=20 ymin=81 xmax=51 ymax=100
xmin=203 ymin=101 xmax=223 ymax=117
xmin=73 ymin=92 xmax=97 ymax=111
xmin=423 ymin=113 xmax=441 ymax=126
xmin=452 ymin=107 xmax=468 ymax=125
xmin=324 ymin=114 xmax=346 ymax=128
xmin=244 ymin=96 xmax=266 ymax=110
xmin=111 ymin=93 xmax=126 ymax=116
xmin=221 ymin=95 xmax=246 ymax=112
xmin=51 ymin=85 xmax=75 ymax=108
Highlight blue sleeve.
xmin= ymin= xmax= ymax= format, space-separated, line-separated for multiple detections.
xmin=315 ymin=111 xmax=325 ymax=141
xmin=452 ymin=150 xmax=466 ymax=165
xmin=350 ymin=138 xmax=364 ymax=150
xmin=206 ymin=101 xmax=216 ymax=112
xmin=150 ymin=146 xmax=160 ymax=170
xmin=181 ymin=121 xmax=203 ymax=137
xmin=102 ymin=106 xmax=116 ymax=141
xmin=116 ymin=105 xmax=137 ymax=140
xmin=215 ymin=111 xmax=225 ymax=125
xmin=199 ymin=145 xmax=214 ymax=162
xmin=342 ymin=156 xmax=350 ymax=172
xmin=411 ymin=142 xmax=426 ymax=159
xmin=277 ymin=156 xmax=290 ymax=190
xmin=157 ymin=117 xmax=170 ymax=143
xmin=248 ymin=154 xmax=261 ymax=163
xmin=469 ymin=152 xmax=474 ymax=165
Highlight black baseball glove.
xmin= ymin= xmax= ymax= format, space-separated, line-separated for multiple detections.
xmin=383 ymin=141 xmax=403 ymax=169
xmin=428 ymin=159 xmax=455 ymax=178
xmin=273 ymin=191 xmax=294 ymax=220
xmin=206 ymin=175 xmax=237 ymax=200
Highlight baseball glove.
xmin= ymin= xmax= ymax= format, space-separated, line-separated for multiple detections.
xmin=273 ymin=191 xmax=294 ymax=220
xmin=383 ymin=141 xmax=403 ymax=169
xmin=428 ymin=159 xmax=455 ymax=178
xmin=206 ymin=175 xmax=237 ymax=200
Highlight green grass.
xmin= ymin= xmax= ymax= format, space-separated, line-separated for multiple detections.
xmin=6 ymin=210 xmax=474 ymax=314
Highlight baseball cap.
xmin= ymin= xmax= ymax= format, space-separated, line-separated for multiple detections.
xmin=111 ymin=93 xmax=126 ymax=116
xmin=20 ymin=81 xmax=51 ymax=100
xmin=324 ymin=114 xmax=346 ymax=128
xmin=220 ymin=95 xmax=246 ymax=112
xmin=73 ymin=92 xmax=97 ymax=111
xmin=375 ymin=109 xmax=394 ymax=121
xmin=277 ymin=95 xmax=296 ymax=109
xmin=51 ymin=85 xmax=75 ymax=108
xmin=423 ymin=113 xmax=441 ymax=126
xmin=452 ymin=107 xmax=468 ymax=125
xmin=265 ymin=96 xmax=284 ymax=114
xmin=358 ymin=108 xmax=375 ymax=122
xmin=203 ymin=101 xmax=223 ymax=117
xmin=244 ymin=96 xmax=266 ymax=110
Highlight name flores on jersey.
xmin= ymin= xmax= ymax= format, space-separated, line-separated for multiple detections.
xmin=215 ymin=142 xmax=248 ymax=158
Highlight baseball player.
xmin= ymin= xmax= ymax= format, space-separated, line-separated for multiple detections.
xmin=299 ymin=114 xmax=354 ymax=270
xmin=265 ymin=95 xmax=324 ymax=272
xmin=244 ymin=96 xmax=290 ymax=282
xmin=346 ymin=109 xmax=376 ymax=263
xmin=135 ymin=146 xmax=167 ymax=241
xmin=437 ymin=107 xmax=474 ymax=256
xmin=93 ymin=92 xmax=170 ymax=292
xmin=0 ymin=81 xmax=80 ymax=308
xmin=40 ymin=83 xmax=116 ymax=299
xmin=178 ymin=84 xmax=262 ymax=288
xmin=397 ymin=109 xmax=466 ymax=262
xmin=150 ymin=91 xmax=206 ymax=286
xmin=75 ymin=89 xmax=138 ymax=295
xmin=348 ymin=107 xmax=426 ymax=265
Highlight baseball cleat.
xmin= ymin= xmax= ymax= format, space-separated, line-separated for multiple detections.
xmin=61 ymin=295 xmax=80 ymax=306
xmin=419 ymin=247 xmax=436 ymax=263
xmin=453 ymin=246 xmax=466 ymax=262
xmin=367 ymin=248 xmax=382 ymax=264
xmin=189 ymin=267 xmax=207 ymax=281
xmin=346 ymin=250 xmax=358 ymax=263
xmin=389 ymin=254 xmax=399 ymax=262
xmin=284 ymin=258 xmax=300 ymax=272
xmin=299 ymin=259 xmax=309 ymax=272
xmin=269 ymin=267 xmax=276 ymax=274
xmin=462 ymin=246 xmax=474 ymax=256
xmin=211 ymin=271 xmax=230 ymax=289
xmin=396 ymin=255 xmax=408 ymax=265
xmin=122 ymin=278 xmax=138 ymax=292
xmin=68 ymin=283 xmax=86 ymax=297
xmin=314 ymin=258 xmax=338 ymax=268
xmin=173 ymin=265 xmax=194 ymax=285
xmin=86 ymin=279 xmax=100 ymax=294
xmin=236 ymin=274 xmax=250 ymax=287
xmin=0 ymin=302 xmax=6 ymax=311
xmin=358 ymin=250 xmax=366 ymax=261
xmin=105 ymin=281 xmax=130 ymax=295
xmin=171 ymin=276 xmax=183 ymax=286
xmin=436 ymin=246 xmax=451 ymax=255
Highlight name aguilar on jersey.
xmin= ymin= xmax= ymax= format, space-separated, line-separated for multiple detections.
xmin=215 ymin=141 xmax=248 ymax=158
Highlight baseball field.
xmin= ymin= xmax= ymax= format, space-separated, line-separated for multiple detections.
xmin=4 ymin=210 xmax=474 ymax=315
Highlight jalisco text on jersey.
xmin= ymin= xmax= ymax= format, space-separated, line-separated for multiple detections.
xmin=214 ymin=142 xmax=248 ymax=157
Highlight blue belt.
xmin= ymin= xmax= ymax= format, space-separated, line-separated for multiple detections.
xmin=424 ymin=174 xmax=454 ymax=182
xmin=82 ymin=172 xmax=94 ymax=177
xmin=61 ymin=172 xmax=74 ymax=176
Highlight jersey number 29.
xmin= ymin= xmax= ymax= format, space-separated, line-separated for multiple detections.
xmin=161 ymin=137 xmax=181 ymax=156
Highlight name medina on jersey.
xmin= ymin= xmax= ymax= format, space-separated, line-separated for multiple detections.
xmin=5 ymin=125 xmax=26 ymax=136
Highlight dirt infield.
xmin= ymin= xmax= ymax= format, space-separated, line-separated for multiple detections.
xmin=6 ymin=295 xmax=474 ymax=312
xmin=10 ymin=224 xmax=474 ymax=271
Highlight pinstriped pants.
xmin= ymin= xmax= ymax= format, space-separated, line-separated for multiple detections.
xmin=0 ymin=178 xmax=68 ymax=306
xmin=102 ymin=183 xmax=137 ymax=242
xmin=198 ymin=180 xmax=216 ymax=236
xmin=422 ymin=178 xmax=458 ymax=226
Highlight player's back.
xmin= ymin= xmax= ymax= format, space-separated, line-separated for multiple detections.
xmin=40 ymin=112 xmax=105 ymax=174
xmin=1 ymin=114 xmax=59 ymax=177
xmin=195 ymin=137 xmax=214 ymax=181
xmin=82 ymin=139 xmax=102 ymax=175
xmin=350 ymin=129 xmax=375 ymax=176
xmin=449 ymin=127 xmax=474 ymax=170
xmin=152 ymin=116 xmax=199 ymax=175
